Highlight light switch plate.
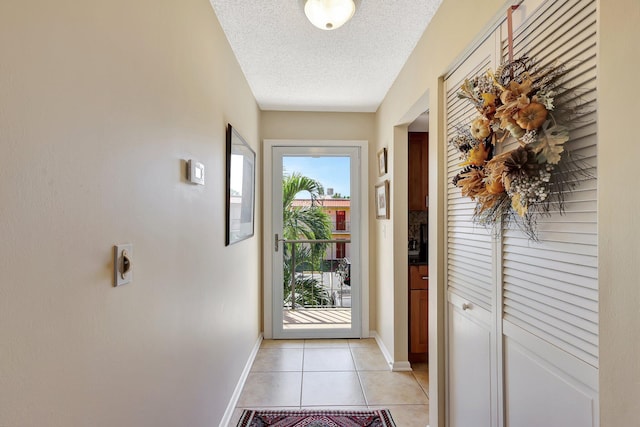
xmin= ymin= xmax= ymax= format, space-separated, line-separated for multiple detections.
xmin=114 ymin=244 xmax=133 ymax=287
xmin=187 ymin=159 xmax=205 ymax=185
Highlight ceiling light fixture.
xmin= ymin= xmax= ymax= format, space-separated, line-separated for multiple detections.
xmin=304 ymin=0 xmax=356 ymax=31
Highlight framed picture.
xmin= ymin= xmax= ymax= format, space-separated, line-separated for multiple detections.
xmin=377 ymin=147 xmax=387 ymax=176
xmin=375 ymin=180 xmax=390 ymax=219
xmin=225 ymin=124 xmax=256 ymax=245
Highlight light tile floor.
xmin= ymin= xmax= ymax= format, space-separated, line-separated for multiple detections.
xmin=230 ymin=338 xmax=429 ymax=427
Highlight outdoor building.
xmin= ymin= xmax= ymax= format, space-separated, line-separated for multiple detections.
xmin=290 ymin=197 xmax=351 ymax=260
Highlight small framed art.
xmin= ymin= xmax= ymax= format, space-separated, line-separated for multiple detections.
xmin=377 ymin=147 xmax=387 ymax=176
xmin=375 ymin=180 xmax=390 ymax=219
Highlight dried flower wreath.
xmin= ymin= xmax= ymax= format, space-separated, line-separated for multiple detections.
xmin=451 ymin=57 xmax=583 ymax=240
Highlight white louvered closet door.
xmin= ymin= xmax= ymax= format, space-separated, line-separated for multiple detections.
xmin=500 ymin=1 xmax=599 ymax=426
xmin=444 ymin=1 xmax=598 ymax=426
xmin=445 ymin=34 xmax=499 ymax=427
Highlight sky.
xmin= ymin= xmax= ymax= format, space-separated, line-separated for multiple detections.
xmin=283 ymin=156 xmax=350 ymax=197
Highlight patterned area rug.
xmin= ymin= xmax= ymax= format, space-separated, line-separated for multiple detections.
xmin=236 ymin=409 xmax=396 ymax=427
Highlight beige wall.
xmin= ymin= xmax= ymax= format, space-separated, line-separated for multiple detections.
xmin=262 ymin=111 xmax=375 ymax=142
xmin=374 ymin=0 xmax=507 ymax=420
xmin=598 ymin=1 xmax=640 ymax=425
xmin=0 ymin=0 xmax=260 ymax=426
xmin=261 ymin=110 xmax=376 ymax=332
xmin=376 ymin=0 xmax=640 ymax=426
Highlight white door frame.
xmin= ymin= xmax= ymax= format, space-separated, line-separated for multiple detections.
xmin=263 ymin=139 xmax=369 ymax=339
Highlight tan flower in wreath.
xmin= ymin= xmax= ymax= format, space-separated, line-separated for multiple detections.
xmin=457 ymin=168 xmax=486 ymax=199
xmin=484 ymin=154 xmax=509 ymax=195
xmin=495 ymin=93 xmax=531 ymax=137
xmin=485 ymin=175 xmax=505 ymax=195
xmin=460 ymin=143 xmax=490 ymax=167
xmin=497 ymin=77 xmax=533 ymax=112
xmin=485 ymin=154 xmax=507 ymax=180
xmin=481 ymin=93 xmax=497 ymax=115
xmin=515 ymin=102 xmax=548 ymax=131
xmin=495 ymin=95 xmax=521 ymax=120
xmin=500 ymin=88 xmax=516 ymax=105
xmin=506 ymin=75 xmax=533 ymax=98
xmin=470 ymin=116 xmax=491 ymax=140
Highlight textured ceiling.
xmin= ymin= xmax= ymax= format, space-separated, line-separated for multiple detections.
xmin=209 ymin=0 xmax=443 ymax=112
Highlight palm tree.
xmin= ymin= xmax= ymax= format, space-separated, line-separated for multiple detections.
xmin=282 ymin=173 xmax=333 ymax=308
xmin=282 ymin=173 xmax=332 ymax=241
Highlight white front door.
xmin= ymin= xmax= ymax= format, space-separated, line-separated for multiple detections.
xmin=265 ymin=141 xmax=368 ymax=339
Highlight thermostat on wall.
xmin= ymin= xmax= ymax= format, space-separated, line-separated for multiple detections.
xmin=187 ymin=159 xmax=205 ymax=185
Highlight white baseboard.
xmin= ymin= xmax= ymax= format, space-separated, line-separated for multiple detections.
xmin=219 ymin=333 xmax=263 ymax=427
xmin=371 ymin=331 xmax=394 ymax=371
xmin=392 ymin=361 xmax=413 ymax=371
xmin=370 ymin=331 xmax=413 ymax=372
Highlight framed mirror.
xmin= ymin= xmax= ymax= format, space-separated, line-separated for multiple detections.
xmin=225 ymin=124 xmax=256 ymax=245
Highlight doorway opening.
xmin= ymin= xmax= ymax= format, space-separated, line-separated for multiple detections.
xmin=408 ymin=111 xmax=429 ymax=368
xmin=264 ymin=141 xmax=369 ymax=340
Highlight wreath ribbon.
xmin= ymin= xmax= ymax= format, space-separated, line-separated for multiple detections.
xmin=507 ymin=5 xmax=519 ymax=76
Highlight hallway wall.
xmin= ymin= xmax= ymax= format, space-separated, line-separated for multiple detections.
xmin=261 ymin=111 xmax=375 ymax=142
xmin=373 ymin=1 xmax=510 ymax=422
xmin=0 ymin=0 xmax=260 ymax=425
xmin=598 ymin=1 xmax=640 ymax=424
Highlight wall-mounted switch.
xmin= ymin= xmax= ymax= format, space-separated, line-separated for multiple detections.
xmin=113 ymin=244 xmax=133 ymax=287
xmin=187 ymin=159 xmax=205 ymax=185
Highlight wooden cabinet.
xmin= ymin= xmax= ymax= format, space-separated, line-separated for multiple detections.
xmin=409 ymin=264 xmax=429 ymax=360
xmin=408 ymin=132 xmax=429 ymax=211
xmin=409 ymin=264 xmax=428 ymax=290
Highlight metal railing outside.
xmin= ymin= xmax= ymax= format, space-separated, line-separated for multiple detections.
xmin=330 ymin=220 xmax=350 ymax=232
xmin=279 ymin=238 xmax=351 ymax=310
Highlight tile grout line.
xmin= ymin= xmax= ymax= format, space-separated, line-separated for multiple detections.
xmin=349 ymin=340 xmax=371 ymax=408
xmin=299 ymin=340 xmax=307 ymax=408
